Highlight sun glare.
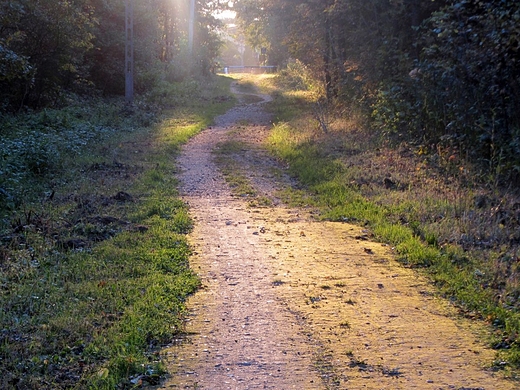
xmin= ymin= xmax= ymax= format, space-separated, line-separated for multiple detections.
xmin=214 ymin=9 xmax=236 ymax=20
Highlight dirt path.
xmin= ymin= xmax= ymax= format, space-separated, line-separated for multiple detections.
xmin=156 ymin=80 xmax=515 ymax=389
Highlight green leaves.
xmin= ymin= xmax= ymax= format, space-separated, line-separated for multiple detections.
xmin=0 ymin=0 xmax=226 ymax=109
xmin=415 ymin=0 xmax=520 ymax=179
xmin=0 ymin=43 xmax=33 ymax=82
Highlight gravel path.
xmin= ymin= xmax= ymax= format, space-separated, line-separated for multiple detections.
xmin=155 ymin=80 xmax=515 ymax=389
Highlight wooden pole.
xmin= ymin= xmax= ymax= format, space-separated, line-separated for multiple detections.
xmin=125 ymin=0 xmax=134 ymax=104
xmin=188 ymin=0 xmax=195 ymax=57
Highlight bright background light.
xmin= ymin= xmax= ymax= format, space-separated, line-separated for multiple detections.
xmin=214 ymin=9 xmax=236 ymax=20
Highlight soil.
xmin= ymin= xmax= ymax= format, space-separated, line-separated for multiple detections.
xmin=154 ymin=81 xmax=515 ymax=389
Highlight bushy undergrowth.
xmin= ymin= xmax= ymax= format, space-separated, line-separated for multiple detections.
xmin=0 ymin=97 xmax=158 ymax=219
xmin=370 ymin=1 xmax=520 ymax=185
xmin=263 ymin=74 xmax=520 ymax=374
xmin=0 ymin=76 xmax=235 ymax=389
xmin=275 ymin=60 xmax=318 ymax=92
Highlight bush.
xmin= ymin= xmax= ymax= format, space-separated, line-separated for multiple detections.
xmin=411 ymin=1 xmax=520 ymax=182
xmin=0 ymin=97 xmax=160 ymax=219
xmin=277 ymin=60 xmax=318 ymax=92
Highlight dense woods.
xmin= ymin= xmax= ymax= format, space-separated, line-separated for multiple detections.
xmin=0 ymin=0 xmax=224 ymax=110
xmin=2 ymin=0 xmax=519 ymax=179
xmin=234 ymin=0 xmax=520 ymax=184
xmin=0 ymin=0 xmax=228 ymax=221
xmin=2 ymin=0 xmax=520 ymax=387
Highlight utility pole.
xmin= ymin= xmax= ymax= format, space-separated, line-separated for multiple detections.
xmin=188 ymin=0 xmax=195 ymax=56
xmin=125 ymin=0 xmax=134 ymax=104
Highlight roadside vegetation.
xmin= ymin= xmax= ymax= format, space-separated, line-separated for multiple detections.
xmin=232 ymin=1 xmax=520 ymax=373
xmin=1 ymin=1 xmax=236 ymax=387
xmin=232 ymin=70 xmax=520 ymax=376
xmin=0 ymin=76 xmax=234 ymax=389
xmin=235 ymin=0 xmax=520 ymax=185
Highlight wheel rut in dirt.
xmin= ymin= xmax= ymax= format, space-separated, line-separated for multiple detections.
xmin=156 ymin=80 xmax=515 ymax=389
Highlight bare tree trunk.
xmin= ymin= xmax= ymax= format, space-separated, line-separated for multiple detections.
xmin=324 ymin=14 xmax=334 ymax=102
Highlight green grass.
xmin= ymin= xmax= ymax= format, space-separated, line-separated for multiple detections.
xmin=233 ymin=78 xmax=257 ymax=94
xmin=213 ymin=139 xmax=258 ymax=198
xmin=261 ymin=74 xmax=520 ymax=376
xmin=0 ymin=76 xmax=235 ymax=389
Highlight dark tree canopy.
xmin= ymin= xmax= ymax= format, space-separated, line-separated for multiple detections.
xmin=0 ymin=0 xmax=226 ymax=110
xmin=234 ymin=0 xmax=520 ymax=183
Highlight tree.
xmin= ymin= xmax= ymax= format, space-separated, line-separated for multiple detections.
xmin=233 ymin=0 xmax=430 ymax=100
xmin=0 ymin=1 xmax=34 ymax=102
xmin=0 ymin=0 xmax=95 ymax=109
xmin=0 ymin=0 xmax=228 ymax=110
xmin=234 ymin=0 xmax=519 ymax=180
xmin=234 ymin=0 xmax=293 ymax=67
xmin=413 ymin=0 xmax=520 ymax=175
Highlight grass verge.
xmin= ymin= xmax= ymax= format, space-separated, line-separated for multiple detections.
xmin=213 ymin=138 xmax=257 ymax=198
xmin=0 ymin=76 xmax=235 ymax=389
xmin=259 ymin=75 xmax=520 ymax=377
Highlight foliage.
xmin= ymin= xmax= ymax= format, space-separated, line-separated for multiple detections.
xmin=263 ymin=73 xmax=520 ymax=373
xmin=0 ymin=75 xmax=234 ymax=389
xmin=0 ymin=0 xmax=96 ymax=108
xmin=416 ymin=0 xmax=520 ymax=181
xmin=0 ymin=0 xmax=226 ymax=110
xmin=0 ymin=42 xmax=33 ymax=86
xmin=234 ymin=0 xmax=520 ymax=185
xmin=233 ymin=0 xmax=293 ymax=67
xmin=275 ymin=60 xmax=318 ymax=92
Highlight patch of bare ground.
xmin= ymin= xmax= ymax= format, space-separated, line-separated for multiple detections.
xmin=155 ymin=80 xmax=515 ymax=389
